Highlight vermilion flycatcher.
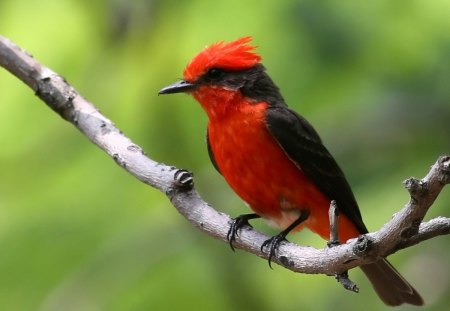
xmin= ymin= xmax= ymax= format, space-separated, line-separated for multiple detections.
xmin=159 ymin=37 xmax=423 ymax=306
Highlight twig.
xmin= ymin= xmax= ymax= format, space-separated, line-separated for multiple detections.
xmin=328 ymin=200 xmax=340 ymax=247
xmin=327 ymin=200 xmax=359 ymax=293
xmin=0 ymin=35 xmax=449 ymax=277
xmin=335 ymin=271 xmax=359 ymax=293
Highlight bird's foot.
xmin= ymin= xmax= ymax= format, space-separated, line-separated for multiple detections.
xmin=227 ymin=213 xmax=260 ymax=251
xmin=260 ymin=210 xmax=309 ymax=269
xmin=261 ymin=233 xmax=288 ymax=269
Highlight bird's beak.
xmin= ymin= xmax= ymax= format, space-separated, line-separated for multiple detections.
xmin=158 ymin=80 xmax=196 ymax=95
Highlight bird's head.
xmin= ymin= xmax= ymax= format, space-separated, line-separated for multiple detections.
xmin=159 ymin=37 xmax=284 ymax=118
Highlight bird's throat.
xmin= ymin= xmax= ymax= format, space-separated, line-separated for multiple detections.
xmin=192 ymin=85 xmax=255 ymax=121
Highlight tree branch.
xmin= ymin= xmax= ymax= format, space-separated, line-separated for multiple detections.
xmin=1 ymin=35 xmax=449 ymax=277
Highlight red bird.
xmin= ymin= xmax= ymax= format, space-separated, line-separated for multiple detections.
xmin=159 ymin=37 xmax=423 ymax=306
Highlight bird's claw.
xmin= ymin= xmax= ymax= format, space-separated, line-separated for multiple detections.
xmin=227 ymin=217 xmax=250 ymax=251
xmin=227 ymin=213 xmax=260 ymax=251
xmin=261 ymin=234 xmax=288 ymax=269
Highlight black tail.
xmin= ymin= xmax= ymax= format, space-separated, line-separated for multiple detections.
xmin=360 ymin=258 xmax=423 ymax=306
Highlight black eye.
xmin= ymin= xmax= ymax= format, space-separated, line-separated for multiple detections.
xmin=206 ymin=68 xmax=224 ymax=80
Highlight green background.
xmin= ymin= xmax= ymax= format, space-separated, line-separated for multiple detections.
xmin=0 ymin=0 xmax=449 ymax=310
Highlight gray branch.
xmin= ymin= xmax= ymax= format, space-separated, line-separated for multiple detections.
xmin=1 ymin=34 xmax=449 ymax=276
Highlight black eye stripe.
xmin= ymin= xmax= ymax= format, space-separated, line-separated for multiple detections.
xmin=197 ymin=64 xmax=284 ymax=105
xmin=206 ymin=68 xmax=224 ymax=79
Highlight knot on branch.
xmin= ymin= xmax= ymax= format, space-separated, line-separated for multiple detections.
xmin=438 ymin=155 xmax=450 ymax=184
xmin=400 ymin=219 xmax=421 ymax=239
xmin=35 ymin=74 xmax=77 ymax=121
xmin=173 ymin=169 xmax=194 ymax=190
xmin=279 ymin=255 xmax=295 ymax=268
xmin=352 ymin=235 xmax=373 ymax=257
xmin=166 ymin=169 xmax=194 ymax=197
xmin=403 ymin=178 xmax=427 ymax=199
xmin=112 ymin=153 xmax=127 ymax=168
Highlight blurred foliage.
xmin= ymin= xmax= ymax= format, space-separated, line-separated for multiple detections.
xmin=0 ymin=0 xmax=449 ymax=310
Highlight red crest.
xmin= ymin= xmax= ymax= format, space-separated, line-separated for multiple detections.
xmin=183 ymin=36 xmax=261 ymax=82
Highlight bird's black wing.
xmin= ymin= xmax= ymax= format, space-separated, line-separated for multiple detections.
xmin=206 ymin=128 xmax=221 ymax=174
xmin=265 ymin=105 xmax=368 ymax=233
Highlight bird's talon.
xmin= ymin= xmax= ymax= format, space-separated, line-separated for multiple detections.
xmin=227 ymin=214 xmax=260 ymax=251
xmin=261 ymin=235 xmax=288 ymax=269
xmin=227 ymin=219 xmax=241 ymax=252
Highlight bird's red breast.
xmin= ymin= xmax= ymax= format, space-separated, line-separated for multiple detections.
xmin=193 ymin=85 xmax=360 ymax=242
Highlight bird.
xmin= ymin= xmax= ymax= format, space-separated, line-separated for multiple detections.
xmin=159 ymin=36 xmax=423 ymax=306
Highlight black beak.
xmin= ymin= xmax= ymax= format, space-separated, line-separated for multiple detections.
xmin=158 ymin=80 xmax=196 ymax=95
